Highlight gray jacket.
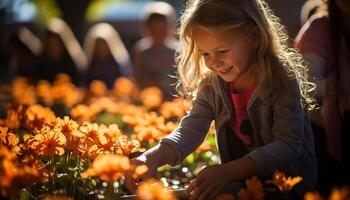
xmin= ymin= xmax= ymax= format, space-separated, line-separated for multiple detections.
xmin=160 ymin=74 xmax=317 ymax=191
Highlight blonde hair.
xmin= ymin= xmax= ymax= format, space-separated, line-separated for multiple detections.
xmin=176 ymin=0 xmax=316 ymax=110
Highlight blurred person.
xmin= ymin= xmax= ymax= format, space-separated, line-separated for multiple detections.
xmin=5 ymin=27 xmax=42 ymax=83
xmin=295 ymin=0 xmax=350 ymax=191
xmin=132 ymin=1 xmax=178 ymax=100
xmin=84 ymin=23 xmax=133 ymax=88
xmin=36 ymin=18 xmax=87 ymax=84
xmin=300 ymin=0 xmax=325 ymax=26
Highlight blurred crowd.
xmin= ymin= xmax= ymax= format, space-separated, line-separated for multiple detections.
xmin=1 ymin=1 xmax=178 ymax=100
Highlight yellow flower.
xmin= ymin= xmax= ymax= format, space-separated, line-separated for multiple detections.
xmin=136 ymin=178 xmax=176 ymax=200
xmin=238 ymin=176 xmax=264 ymax=200
xmin=81 ymin=154 xmax=131 ymax=183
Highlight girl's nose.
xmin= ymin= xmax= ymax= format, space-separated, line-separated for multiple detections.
xmin=210 ymin=58 xmax=223 ymax=69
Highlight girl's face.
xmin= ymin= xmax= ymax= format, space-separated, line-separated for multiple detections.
xmin=192 ymin=25 xmax=256 ymax=83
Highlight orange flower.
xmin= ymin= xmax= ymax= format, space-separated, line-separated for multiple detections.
xmin=55 ymin=116 xmax=83 ymax=153
xmin=304 ymin=191 xmax=322 ymax=200
xmin=77 ymin=143 xmax=103 ymax=160
xmin=71 ymin=104 xmax=95 ymax=123
xmin=132 ymin=164 xmax=148 ymax=179
xmin=34 ymin=126 xmax=67 ymax=156
xmin=51 ymin=81 xmax=82 ymax=107
xmin=267 ymin=171 xmax=303 ymax=193
xmin=160 ymin=100 xmax=187 ymax=119
xmin=113 ymin=77 xmax=138 ymax=98
xmin=81 ymin=154 xmax=131 ymax=183
xmin=11 ymin=77 xmax=36 ymax=105
xmin=115 ymin=136 xmax=145 ymax=156
xmin=25 ymin=104 xmax=56 ymax=130
xmin=238 ymin=176 xmax=264 ymax=200
xmin=36 ymin=80 xmax=53 ymax=105
xmin=100 ymin=124 xmax=122 ymax=151
xmin=134 ymin=126 xmax=163 ymax=143
xmin=0 ymin=146 xmax=40 ymax=197
xmin=90 ymin=80 xmax=107 ymax=97
xmin=158 ymin=122 xmax=178 ymax=137
xmin=330 ymin=187 xmax=350 ymax=200
xmin=0 ymin=126 xmax=20 ymax=153
xmin=5 ymin=108 xmax=21 ymax=130
xmin=136 ymin=178 xmax=176 ymax=200
xmin=195 ymin=140 xmax=212 ymax=153
xmin=0 ymin=146 xmax=17 ymax=188
xmin=140 ymin=87 xmax=163 ymax=109
xmin=79 ymin=122 xmax=105 ymax=147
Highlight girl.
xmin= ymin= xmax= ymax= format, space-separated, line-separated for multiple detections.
xmin=126 ymin=0 xmax=318 ymax=199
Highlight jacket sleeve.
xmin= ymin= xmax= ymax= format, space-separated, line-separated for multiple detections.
xmin=247 ymin=80 xmax=308 ymax=177
xmin=160 ymin=84 xmax=215 ymax=166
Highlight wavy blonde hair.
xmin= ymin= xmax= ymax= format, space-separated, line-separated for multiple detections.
xmin=176 ymin=0 xmax=316 ymax=110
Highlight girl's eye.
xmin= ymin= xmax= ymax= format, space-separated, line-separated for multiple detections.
xmin=201 ymin=52 xmax=210 ymax=57
xmin=218 ymin=50 xmax=229 ymax=54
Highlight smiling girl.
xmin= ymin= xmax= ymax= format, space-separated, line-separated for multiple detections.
xmin=126 ymin=0 xmax=318 ymax=199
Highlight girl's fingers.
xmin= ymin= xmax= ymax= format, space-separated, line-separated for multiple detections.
xmin=186 ymin=179 xmax=197 ymax=194
xmin=124 ymin=172 xmax=137 ymax=193
xmin=189 ymin=180 xmax=210 ymax=200
xmin=197 ymin=185 xmax=216 ymax=200
xmin=206 ymin=187 xmax=221 ymax=200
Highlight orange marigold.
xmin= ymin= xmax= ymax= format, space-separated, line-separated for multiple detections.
xmin=0 ymin=126 xmax=20 ymax=153
xmin=238 ymin=176 xmax=264 ymax=200
xmin=34 ymin=126 xmax=67 ymax=156
xmin=113 ymin=77 xmax=138 ymax=98
xmin=136 ymin=178 xmax=176 ymax=200
xmin=267 ymin=171 xmax=303 ymax=193
xmin=115 ymin=136 xmax=145 ymax=156
xmin=55 ymin=116 xmax=83 ymax=153
xmin=90 ymin=80 xmax=108 ymax=97
xmin=81 ymin=154 xmax=131 ymax=183
xmin=140 ymin=87 xmax=163 ymax=109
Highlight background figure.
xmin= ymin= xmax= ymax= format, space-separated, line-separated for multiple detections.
xmin=295 ymin=0 xmax=350 ymax=192
xmin=36 ymin=18 xmax=87 ymax=84
xmin=84 ymin=23 xmax=133 ymax=88
xmin=5 ymin=27 xmax=42 ymax=83
xmin=132 ymin=1 xmax=178 ymax=100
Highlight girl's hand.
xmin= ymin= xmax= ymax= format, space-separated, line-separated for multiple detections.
xmin=186 ymin=164 xmax=232 ymax=200
xmin=124 ymin=155 xmax=158 ymax=193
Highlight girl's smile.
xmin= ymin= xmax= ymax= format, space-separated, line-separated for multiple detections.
xmin=192 ymin=25 xmax=256 ymax=86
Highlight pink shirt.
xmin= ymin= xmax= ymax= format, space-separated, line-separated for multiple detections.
xmin=228 ymin=83 xmax=256 ymax=145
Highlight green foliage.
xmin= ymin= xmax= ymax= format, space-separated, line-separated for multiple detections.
xmin=32 ymin=0 xmax=61 ymax=25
